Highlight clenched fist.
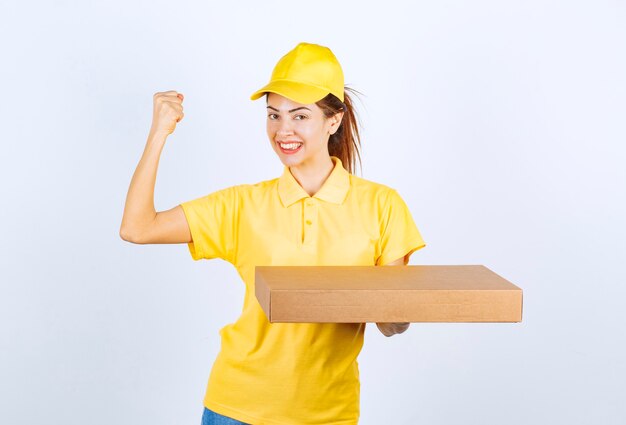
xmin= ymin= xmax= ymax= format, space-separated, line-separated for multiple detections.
xmin=150 ymin=90 xmax=185 ymax=136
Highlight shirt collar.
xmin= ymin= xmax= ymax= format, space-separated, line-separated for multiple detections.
xmin=278 ymin=156 xmax=350 ymax=207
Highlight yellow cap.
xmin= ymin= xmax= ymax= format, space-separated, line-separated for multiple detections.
xmin=250 ymin=42 xmax=344 ymax=104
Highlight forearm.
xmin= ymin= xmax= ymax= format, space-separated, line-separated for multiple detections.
xmin=376 ymin=322 xmax=410 ymax=337
xmin=119 ymin=130 xmax=168 ymax=240
xmin=376 ymin=255 xmax=411 ymax=336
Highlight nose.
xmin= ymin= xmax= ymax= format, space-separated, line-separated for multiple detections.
xmin=276 ymin=118 xmax=295 ymax=137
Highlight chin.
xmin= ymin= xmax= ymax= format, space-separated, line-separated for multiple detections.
xmin=275 ymin=148 xmax=305 ymax=162
xmin=278 ymin=155 xmax=301 ymax=166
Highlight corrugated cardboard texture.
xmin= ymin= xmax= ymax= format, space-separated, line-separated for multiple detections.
xmin=254 ymin=265 xmax=523 ymax=323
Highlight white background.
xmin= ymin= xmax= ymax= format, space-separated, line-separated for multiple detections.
xmin=1 ymin=1 xmax=625 ymax=424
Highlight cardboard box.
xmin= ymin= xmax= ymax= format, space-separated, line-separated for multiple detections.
xmin=255 ymin=265 xmax=523 ymax=323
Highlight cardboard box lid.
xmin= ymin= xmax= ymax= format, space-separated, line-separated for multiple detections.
xmin=255 ymin=265 xmax=523 ymax=323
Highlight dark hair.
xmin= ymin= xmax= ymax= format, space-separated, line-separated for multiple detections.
xmin=316 ymin=86 xmax=363 ymax=176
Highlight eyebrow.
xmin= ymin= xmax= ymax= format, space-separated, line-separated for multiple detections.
xmin=266 ymin=105 xmax=311 ymax=113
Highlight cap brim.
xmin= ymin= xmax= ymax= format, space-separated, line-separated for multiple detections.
xmin=250 ymin=80 xmax=329 ymax=104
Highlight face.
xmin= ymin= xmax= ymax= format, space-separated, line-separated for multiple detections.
xmin=266 ymin=92 xmax=343 ymax=169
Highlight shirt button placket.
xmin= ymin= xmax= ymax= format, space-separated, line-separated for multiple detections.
xmin=303 ymin=199 xmax=317 ymax=246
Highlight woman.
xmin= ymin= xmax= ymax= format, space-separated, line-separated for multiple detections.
xmin=120 ymin=42 xmax=426 ymax=425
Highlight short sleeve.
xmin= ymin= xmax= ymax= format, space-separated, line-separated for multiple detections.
xmin=179 ymin=185 xmax=239 ymax=263
xmin=376 ymin=189 xmax=426 ymax=266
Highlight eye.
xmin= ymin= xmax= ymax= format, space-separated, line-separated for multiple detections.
xmin=294 ymin=114 xmax=307 ymax=120
xmin=267 ymin=113 xmax=279 ymax=120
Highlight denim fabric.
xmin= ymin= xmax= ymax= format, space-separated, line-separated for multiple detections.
xmin=201 ymin=406 xmax=251 ymax=425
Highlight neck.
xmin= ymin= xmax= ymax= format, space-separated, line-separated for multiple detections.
xmin=289 ymin=156 xmax=335 ymax=197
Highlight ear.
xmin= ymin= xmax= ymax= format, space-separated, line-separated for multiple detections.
xmin=328 ymin=111 xmax=344 ymax=135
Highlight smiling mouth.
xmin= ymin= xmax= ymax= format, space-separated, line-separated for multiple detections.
xmin=277 ymin=142 xmax=303 ymax=154
xmin=277 ymin=141 xmax=303 ymax=151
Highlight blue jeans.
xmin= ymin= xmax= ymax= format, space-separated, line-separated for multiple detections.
xmin=201 ymin=406 xmax=251 ymax=425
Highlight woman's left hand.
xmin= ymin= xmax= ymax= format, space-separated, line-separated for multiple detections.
xmin=376 ymin=322 xmax=410 ymax=337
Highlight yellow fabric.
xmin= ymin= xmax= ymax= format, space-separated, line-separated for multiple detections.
xmin=180 ymin=156 xmax=426 ymax=425
xmin=249 ymin=42 xmax=345 ymax=104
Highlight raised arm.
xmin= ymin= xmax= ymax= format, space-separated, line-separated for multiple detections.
xmin=119 ymin=91 xmax=191 ymax=244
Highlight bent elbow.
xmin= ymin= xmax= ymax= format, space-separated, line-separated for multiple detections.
xmin=119 ymin=227 xmax=140 ymax=243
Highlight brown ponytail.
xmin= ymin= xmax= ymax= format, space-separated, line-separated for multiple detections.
xmin=316 ymin=86 xmax=364 ymax=176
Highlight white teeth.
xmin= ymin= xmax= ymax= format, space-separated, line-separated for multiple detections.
xmin=279 ymin=142 xmax=302 ymax=150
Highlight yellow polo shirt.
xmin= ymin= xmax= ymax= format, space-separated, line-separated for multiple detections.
xmin=180 ymin=156 xmax=426 ymax=425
